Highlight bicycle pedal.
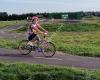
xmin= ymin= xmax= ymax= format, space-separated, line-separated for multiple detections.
xmin=38 ymin=48 xmax=42 ymax=52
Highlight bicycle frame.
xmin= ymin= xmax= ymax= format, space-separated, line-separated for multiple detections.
xmin=33 ymin=35 xmax=46 ymax=45
xmin=31 ymin=36 xmax=47 ymax=51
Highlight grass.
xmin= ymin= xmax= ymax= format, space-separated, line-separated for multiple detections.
xmin=0 ymin=20 xmax=25 ymax=28
xmin=0 ymin=38 xmax=19 ymax=49
xmin=82 ymin=16 xmax=100 ymax=24
xmin=14 ymin=23 xmax=100 ymax=32
xmin=49 ymin=31 xmax=100 ymax=57
xmin=0 ymin=62 xmax=99 ymax=80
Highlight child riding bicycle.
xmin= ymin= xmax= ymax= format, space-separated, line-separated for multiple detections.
xmin=27 ymin=16 xmax=48 ymax=46
xmin=19 ymin=16 xmax=56 ymax=57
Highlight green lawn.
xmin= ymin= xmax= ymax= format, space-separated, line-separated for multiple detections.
xmin=0 ymin=38 xmax=19 ymax=49
xmin=49 ymin=31 xmax=100 ymax=57
xmin=0 ymin=20 xmax=25 ymax=28
xmin=0 ymin=62 xmax=99 ymax=80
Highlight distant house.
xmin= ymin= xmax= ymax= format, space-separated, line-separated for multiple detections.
xmin=62 ymin=14 xmax=68 ymax=19
xmin=61 ymin=12 xmax=83 ymax=20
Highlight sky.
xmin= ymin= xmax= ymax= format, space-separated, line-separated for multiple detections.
xmin=0 ymin=0 xmax=100 ymax=14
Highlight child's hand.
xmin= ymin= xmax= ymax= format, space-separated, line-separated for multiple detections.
xmin=45 ymin=31 xmax=48 ymax=34
xmin=44 ymin=32 xmax=48 ymax=36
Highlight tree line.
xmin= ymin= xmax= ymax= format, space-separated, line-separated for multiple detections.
xmin=0 ymin=12 xmax=100 ymax=21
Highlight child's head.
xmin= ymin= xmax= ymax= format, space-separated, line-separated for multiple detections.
xmin=32 ymin=16 xmax=39 ymax=23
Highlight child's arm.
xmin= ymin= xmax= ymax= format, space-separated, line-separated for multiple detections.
xmin=38 ymin=24 xmax=47 ymax=32
xmin=32 ymin=28 xmax=43 ymax=35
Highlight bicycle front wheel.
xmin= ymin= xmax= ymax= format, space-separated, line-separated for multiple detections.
xmin=18 ymin=40 xmax=32 ymax=55
xmin=42 ymin=42 xmax=56 ymax=57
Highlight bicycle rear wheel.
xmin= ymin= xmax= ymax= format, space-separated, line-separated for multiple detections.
xmin=18 ymin=40 xmax=32 ymax=55
xmin=42 ymin=42 xmax=56 ymax=57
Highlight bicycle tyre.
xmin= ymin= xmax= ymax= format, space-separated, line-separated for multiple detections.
xmin=18 ymin=40 xmax=32 ymax=55
xmin=42 ymin=42 xmax=56 ymax=57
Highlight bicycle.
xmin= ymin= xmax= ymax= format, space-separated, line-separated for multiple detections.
xmin=18 ymin=35 xmax=56 ymax=57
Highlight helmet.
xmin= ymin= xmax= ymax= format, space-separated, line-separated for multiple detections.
xmin=32 ymin=16 xmax=38 ymax=20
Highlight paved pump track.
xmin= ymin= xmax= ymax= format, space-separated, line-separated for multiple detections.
xmin=0 ymin=25 xmax=100 ymax=70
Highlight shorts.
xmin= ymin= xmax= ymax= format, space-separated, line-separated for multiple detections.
xmin=28 ymin=33 xmax=36 ymax=41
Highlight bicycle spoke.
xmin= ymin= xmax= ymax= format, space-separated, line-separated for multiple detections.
xmin=42 ymin=42 xmax=56 ymax=57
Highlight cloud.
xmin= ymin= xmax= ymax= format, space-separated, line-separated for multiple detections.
xmin=0 ymin=0 xmax=100 ymax=14
xmin=0 ymin=0 xmax=63 ymax=4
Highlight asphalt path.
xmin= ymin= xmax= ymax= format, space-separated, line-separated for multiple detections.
xmin=0 ymin=48 xmax=100 ymax=69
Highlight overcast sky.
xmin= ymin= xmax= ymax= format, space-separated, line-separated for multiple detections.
xmin=0 ymin=0 xmax=100 ymax=14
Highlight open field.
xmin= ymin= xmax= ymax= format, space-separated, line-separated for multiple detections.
xmin=0 ymin=62 xmax=100 ymax=80
xmin=0 ymin=20 xmax=100 ymax=80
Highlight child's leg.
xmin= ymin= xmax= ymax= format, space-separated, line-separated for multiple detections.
xmin=34 ymin=35 xmax=40 ymax=46
xmin=28 ymin=33 xmax=36 ymax=46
